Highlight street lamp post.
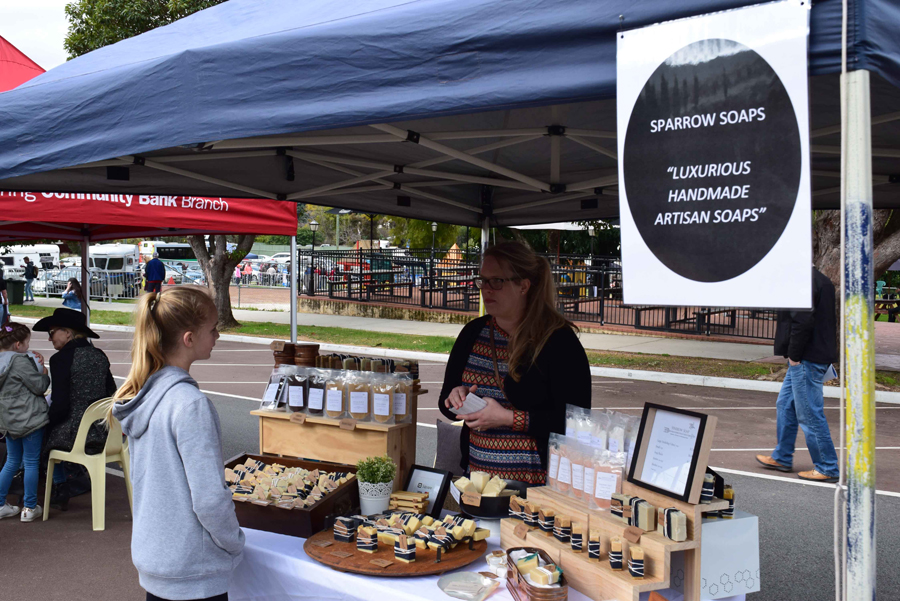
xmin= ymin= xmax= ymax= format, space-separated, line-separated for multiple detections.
xmin=588 ymin=224 xmax=596 ymax=298
xmin=309 ymin=219 xmax=319 ymax=296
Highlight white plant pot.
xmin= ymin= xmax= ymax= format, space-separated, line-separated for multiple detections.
xmin=358 ymin=480 xmax=394 ymax=515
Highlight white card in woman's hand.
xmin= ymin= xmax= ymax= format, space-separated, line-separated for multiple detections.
xmin=449 ymin=392 xmax=487 ymax=415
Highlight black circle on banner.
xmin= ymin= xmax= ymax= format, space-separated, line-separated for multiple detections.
xmin=622 ymin=39 xmax=801 ymax=283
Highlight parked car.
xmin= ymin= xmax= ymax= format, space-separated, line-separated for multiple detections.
xmin=270 ymin=252 xmax=293 ymax=264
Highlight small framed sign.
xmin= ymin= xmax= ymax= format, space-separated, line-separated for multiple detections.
xmin=627 ymin=403 xmax=717 ymax=504
xmin=403 ymin=465 xmax=452 ymax=518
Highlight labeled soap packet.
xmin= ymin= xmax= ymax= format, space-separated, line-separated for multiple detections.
xmin=449 ymin=392 xmax=488 ymax=416
xmin=260 ymin=366 xmax=293 ymax=410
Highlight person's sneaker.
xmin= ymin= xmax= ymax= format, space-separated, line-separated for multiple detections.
xmin=20 ymin=505 xmax=42 ymax=522
xmin=0 ymin=504 xmax=20 ymax=519
xmin=755 ymin=455 xmax=792 ymax=472
xmin=798 ymin=470 xmax=839 ymax=483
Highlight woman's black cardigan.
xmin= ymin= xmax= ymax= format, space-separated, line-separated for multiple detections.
xmin=438 ymin=315 xmax=592 ymax=474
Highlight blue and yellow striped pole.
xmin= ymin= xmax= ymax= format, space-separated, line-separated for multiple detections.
xmin=843 ymin=68 xmax=875 ymax=600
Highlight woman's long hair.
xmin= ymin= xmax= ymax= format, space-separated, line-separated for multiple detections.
xmin=113 ymin=287 xmax=216 ymax=402
xmin=483 ymin=241 xmax=575 ymax=381
xmin=67 ymin=277 xmax=89 ymax=311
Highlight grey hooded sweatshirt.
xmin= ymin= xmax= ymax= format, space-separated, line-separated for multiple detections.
xmin=113 ymin=366 xmax=244 ymax=600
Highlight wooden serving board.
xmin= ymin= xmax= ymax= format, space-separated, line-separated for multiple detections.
xmin=304 ymin=529 xmax=488 ymax=577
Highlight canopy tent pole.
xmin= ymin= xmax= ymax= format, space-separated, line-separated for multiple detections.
xmin=843 ymin=68 xmax=876 ymax=601
xmin=478 ymin=219 xmax=489 ymax=317
xmin=81 ymin=231 xmax=90 ymax=324
xmin=290 ymin=235 xmax=297 ymax=344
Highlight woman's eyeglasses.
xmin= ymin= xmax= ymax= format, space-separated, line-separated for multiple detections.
xmin=473 ymin=276 xmax=519 ymax=290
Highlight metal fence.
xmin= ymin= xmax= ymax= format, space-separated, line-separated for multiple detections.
xmin=31 ymin=268 xmax=144 ymax=301
xmin=295 ymin=248 xmax=777 ymax=340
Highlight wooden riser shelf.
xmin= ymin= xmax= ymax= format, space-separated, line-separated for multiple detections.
xmin=501 ymin=486 xmax=727 ymax=601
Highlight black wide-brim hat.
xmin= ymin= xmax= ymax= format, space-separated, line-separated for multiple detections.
xmin=33 ymin=308 xmax=100 ymax=339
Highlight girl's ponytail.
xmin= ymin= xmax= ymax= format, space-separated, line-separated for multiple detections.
xmin=110 ymin=288 xmax=216 ymax=421
xmin=114 ymin=292 xmax=166 ymax=401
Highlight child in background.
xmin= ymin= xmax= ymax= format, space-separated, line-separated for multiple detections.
xmin=0 ymin=322 xmax=50 ymax=522
xmin=111 ymin=288 xmax=243 ymax=601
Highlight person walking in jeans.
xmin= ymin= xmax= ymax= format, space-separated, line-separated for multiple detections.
xmin=757 ymin=268 xmax=840 ymax=483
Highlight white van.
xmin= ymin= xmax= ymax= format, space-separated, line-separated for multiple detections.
xmin=0 ymin=244 xmax=61 ymax=278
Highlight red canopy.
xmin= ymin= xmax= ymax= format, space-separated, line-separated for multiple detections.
xmin=0 ymin=35 xmax=44 ymax=93
xmin=0 ymin=191 xmax=297 ymax=241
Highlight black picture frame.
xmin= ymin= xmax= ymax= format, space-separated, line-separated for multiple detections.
xmin=403 ymin=465 xmax=452 ymax=518
xmin=627 ymin=403 xmax=712 ymax=504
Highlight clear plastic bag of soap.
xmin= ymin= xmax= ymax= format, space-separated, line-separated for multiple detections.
xmin=325 ymin=370 xmax=348 ymax=419
xmin=622 ymin=413 xmax=641 ymax=476
xmin=260 ymin=366 xmax=291 ymax=411
xmin=591 ymin=409 xmax=610 ymax=450
xmin=370 ymin=373 xmax=395 ymax=425
xmin=547 ymin=433 xmax=562 ymax=491
xmin=607 ymin=411 xmax=627 ymax=454
xmin=575 ymin=407 xmax=593 ymax=446
xmin=345 ymin=371 xmax=372 ymax=422
xmin=567 ymin=441 xmax=589 ymax=502
xmin=391 ymin=372 xmax=413 ymax=424
xmin=588 ymin=449 xmax=626 ymax=511
xmin=305 ymin=369 xmax=327 ymax=415
xmin=565 ymin=404 xmax=577 ymax=437
xmin=285 ymin=367 xmax=308 ymax=413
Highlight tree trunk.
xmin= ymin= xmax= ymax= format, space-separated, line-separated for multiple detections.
xmin=814 ymin=209 xmax=900 ymax=292
xmin=189 ymin=234 xmax=256 ymax=329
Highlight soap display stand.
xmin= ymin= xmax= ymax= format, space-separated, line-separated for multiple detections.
xmin=251 ymin=381 xmax=424 ymax=491
xmin=500 ymin=484 xmax=728 ymax=601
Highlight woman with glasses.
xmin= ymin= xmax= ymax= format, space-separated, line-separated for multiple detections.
xmin=438 ymin=241 xmax=591 ymax=485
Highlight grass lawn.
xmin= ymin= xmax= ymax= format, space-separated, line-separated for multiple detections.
xmin=11 ymin=303 xmax=900 ymax=390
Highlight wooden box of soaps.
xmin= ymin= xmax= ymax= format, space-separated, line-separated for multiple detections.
xmin=225 ymin=453 xmax=359 ymax=539
xmin=505 ymin=547 xmax=569 ymax=601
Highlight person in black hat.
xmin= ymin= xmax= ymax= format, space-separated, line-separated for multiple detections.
xmin=33 ymin=309 xmax=116 ymax=509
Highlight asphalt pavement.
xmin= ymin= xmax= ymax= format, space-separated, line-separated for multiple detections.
xmin=3 ymin=327 xmax=897 ymax=600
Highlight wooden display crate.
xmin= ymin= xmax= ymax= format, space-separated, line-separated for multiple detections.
xmin=226 ymin=453 xmax=358 ymax=538
xmin=251 ymin=410 xmax=417 ymax=491
xmin=502 ymin=485 xmax=729 ymax=601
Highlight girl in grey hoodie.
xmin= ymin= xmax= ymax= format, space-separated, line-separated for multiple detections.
xmin=112 ymin=288 xmax=243 ymax=601
xmin=0 ymin=322 xmax=50 ymax=522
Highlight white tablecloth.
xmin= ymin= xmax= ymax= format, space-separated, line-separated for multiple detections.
xmin=228 ymin=525 xmax=746 ymax=601
xmin=229 ymin=525 xmax=591 ymax=601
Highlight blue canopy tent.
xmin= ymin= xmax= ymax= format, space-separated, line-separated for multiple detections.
xmin=0 ymin=1 xmax=895 ymax=595
xmin=0 ymin=0 xmax=896 ymax=228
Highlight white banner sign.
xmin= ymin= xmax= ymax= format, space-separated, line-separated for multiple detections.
xmin=617 ymin=0 xmax=812 ymax=308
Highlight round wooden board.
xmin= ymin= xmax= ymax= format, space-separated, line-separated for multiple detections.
xmin=304 ymin=529 xmax=488 ymax=577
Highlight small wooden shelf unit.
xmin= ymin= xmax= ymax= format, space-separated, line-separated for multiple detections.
xmin=500 ymin=484 xmax=729 ymax=601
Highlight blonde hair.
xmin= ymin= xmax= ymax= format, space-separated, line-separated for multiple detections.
xmin=114 ymin=287 xmax=216 ymax=402
xmin=483 ymin=241 xmax=576 ymax=381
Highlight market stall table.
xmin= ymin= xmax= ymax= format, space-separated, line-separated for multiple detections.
xmin=229 ymin=526 xmax=591 ymax=601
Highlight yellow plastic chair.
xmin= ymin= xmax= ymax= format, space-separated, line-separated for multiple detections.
xmin=43 ymin=397 xmax=133 ymax=531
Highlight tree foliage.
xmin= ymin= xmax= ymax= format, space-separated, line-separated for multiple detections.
xmin=64 ymin=0 xmax=227 ymax=58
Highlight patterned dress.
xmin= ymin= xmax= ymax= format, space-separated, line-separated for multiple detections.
xmin=462 ymin=318 xmax=545 ymax=485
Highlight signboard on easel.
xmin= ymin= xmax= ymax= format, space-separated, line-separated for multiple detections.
xmin=617 ymin=0 xmax=812 ymax=308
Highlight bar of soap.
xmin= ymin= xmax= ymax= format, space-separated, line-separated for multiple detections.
xmin=470 ymin=471 xmax=491 ymax=493
xmin=530 ymin=567 xmax=554 ymax=586
xmin=701 ymin=473 xmax=716 ymax=504
xmin=657 ymin=507 xmax=688 ymax=542
xmin=628 ymin=546 xmax=645 ymax=579
xmin=394 ymin=534 xmax=416 ymax=563
xmin=481 ymin=475 xmax=506 ymax=497
xmin=516 ymin=553 xmax=539 ymax=574
xmin=525 ymin=502 xmax=540 ymax=527
xmin=538 ymin=508 xmax=555 ymax=535
xmin=611 ymin=493 xmax=633 ymax=523
xmin=509 ymin=496 xmax=526 ymax=520
xmin=609 ymin=536 xmax=624 ymax=571
xmin=472 ymin=528 xmax=490 ymax=541
xmin=454 ymin=477 xmax=477 ymax=494
xmin=357 ymin=526 xmax=378 ymax=553
xmin=571 ymin=523 xmax=584 ymax=553
xmin=553 ymin=515 xmax=571 ymax=543
xmin=634 ymin=501 xmax=657 ymax=532
xmin=588 ymin=529 xmax=601 ymax=560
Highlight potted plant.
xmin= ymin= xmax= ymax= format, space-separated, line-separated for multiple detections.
xmin=356 ymin=454 xmax=397 ymax=514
